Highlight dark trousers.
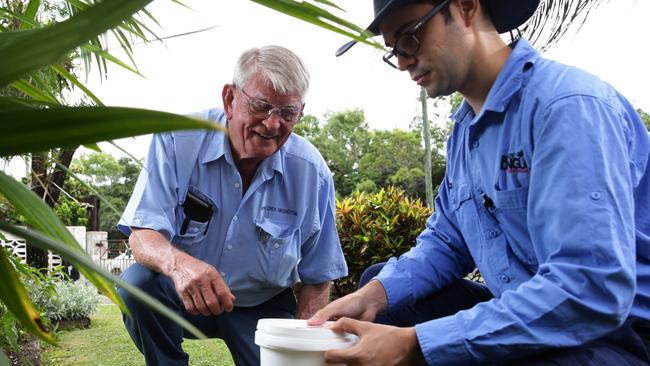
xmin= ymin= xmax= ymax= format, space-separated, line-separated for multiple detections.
xmin=360 ymin=262 xmax=650 ymax=365
xmin=117 ymin=263 xmax=296 ymax=366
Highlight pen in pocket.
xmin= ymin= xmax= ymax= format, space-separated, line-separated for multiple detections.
xmin=481 ymin=192 xmax=499 ymax=223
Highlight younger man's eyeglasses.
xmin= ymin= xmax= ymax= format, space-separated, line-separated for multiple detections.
xmin=383 ymin=0 xmax=452 ymax=69
xmin=238 ymin=87 xmax=304 ymax=125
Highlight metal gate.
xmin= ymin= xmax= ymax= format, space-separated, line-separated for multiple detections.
xmin=97 ymin=240 xmax=136 ymax=276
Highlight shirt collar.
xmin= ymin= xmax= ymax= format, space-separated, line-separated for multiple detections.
xmin=200 ymin=127 xmax=228 ymax=164
xmin=482 ymin=37 xmax=539 ymax=113
xmin=259 ymin=144 xmax=285 ymax=182
xmin=200 ymin=120 xmax=286 ymax=181
xmin=200 ymin=108 xmax=229 ymax=164
xmin=452 ymin=37 xmax=539 ymax=123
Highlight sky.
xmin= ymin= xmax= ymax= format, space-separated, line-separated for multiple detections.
xmin=4 ymin=0 xmax=650 ymax=174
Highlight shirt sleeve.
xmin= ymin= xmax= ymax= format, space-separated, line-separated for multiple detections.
xmin=414 ymin=95 xmax=637 ymax=365
xmin=297 ymin=172 xmax=348 ymax=284
xmin=376 ymin=178 xmax=476 ymax=311
xmin=117 ymin=133 xmax=180 ymax=240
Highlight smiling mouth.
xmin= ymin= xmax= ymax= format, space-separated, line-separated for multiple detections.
xmin=254 ymin=131 xmax=277 ymax=140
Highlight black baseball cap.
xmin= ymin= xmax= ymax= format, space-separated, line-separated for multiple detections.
xmin=336 ymin=0 xmax=540 ymax=56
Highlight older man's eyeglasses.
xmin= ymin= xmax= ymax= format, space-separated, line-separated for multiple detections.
xmin=383 ymin=0 xmax=452 ymax=69
xmin=238 ymin=88 xmax=304 ymax=125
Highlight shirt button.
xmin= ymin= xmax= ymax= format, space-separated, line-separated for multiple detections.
xmin=487 ymin=230 xmax=499 ymax=239
xmin=232 ymin=215 xmax=238 ymax=222
xmin=591 ymin=192 xmax=602 ymax=200
xmin=134 ymin=218 xmax=142 ymax=224
xmin=472 ymin=140 xmax=479 ymax=149
xmin=220 ymin=271 xmax=226 ymax=277
xmin=499 ymin=274 xmax=511 ymax=283
xmin=227 ymin=245 xmax=233 ymax=250
xmin=234 ymin=183 xmax=241 ymax=189
xmin=273 ymin=243 xmax=280 ymax=249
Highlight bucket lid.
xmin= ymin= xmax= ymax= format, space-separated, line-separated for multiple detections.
xmin=255 ymin=318 xmax=358 ymax=352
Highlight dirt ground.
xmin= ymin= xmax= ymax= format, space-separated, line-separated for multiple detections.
xmin=9 ymin=335 xmax=40 ymax=366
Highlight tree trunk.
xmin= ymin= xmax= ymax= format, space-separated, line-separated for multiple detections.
xmin=27 ymin=148 xmax=77 ymax=269
xmin=420 ymin=88 xmax=434 ymax=208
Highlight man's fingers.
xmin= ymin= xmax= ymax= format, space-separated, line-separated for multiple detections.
xmin=188 ymin=288 xmax=211 ymax=316
xmin=213 ymin=281 xmax=235 ymax=312
xmin=328 ymin=317 xmax=366 ymax=336
xmin=181 ymin=291 xmax=197 ymax=315
xmin=201 ymin=286 xmax=224 ymax=315
xmin=307 ymin=307 xmax=331 ymax=326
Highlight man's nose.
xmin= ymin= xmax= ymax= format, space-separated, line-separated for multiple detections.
xmin=396 ymin=53 xmax=416 ymax=71
xmin=262 ymin=110 xmax=283 ymax=130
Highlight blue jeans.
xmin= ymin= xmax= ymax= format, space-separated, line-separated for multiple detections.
xmin=118 ymin=263 xmax=295 ymax=366
xmin=360 ymin=262 xmax=650 ymax=365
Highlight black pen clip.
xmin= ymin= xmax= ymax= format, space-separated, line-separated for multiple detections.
xmin=257 ymin=227 xmax=270 ymax=245
xmin=481 ymin=192 xmax=499 ymax=223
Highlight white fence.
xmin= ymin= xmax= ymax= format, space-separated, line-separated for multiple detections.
xmin=0 ymin=227 xmax=135 ymax=276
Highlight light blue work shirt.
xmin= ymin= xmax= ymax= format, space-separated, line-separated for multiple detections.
xmin=119 ymin=108 xmax=348 ymax=307
xmin=377 ymin=38 xmax=650 ymax=365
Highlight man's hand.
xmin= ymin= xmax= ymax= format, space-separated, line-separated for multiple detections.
xmin=308 ymin=279 xmax=388 ymax=325
xmin=169 ymin=254 xmax=236 ymax=316
xmin=325 ymin=318 xmax=425 ymax=366
xmin=129 ymin=229 xmax=235 ymax=316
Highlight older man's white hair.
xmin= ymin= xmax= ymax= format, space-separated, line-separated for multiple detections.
xmin=232 ymin=45 xmax=310 ymax=101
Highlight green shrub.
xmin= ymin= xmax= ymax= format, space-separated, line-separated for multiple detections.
xmin=334 ymin=186 xmax=433 ymax=298
xmin=0 ymin=255 xmax=55 ymax=357
xmin=32 ymin=280 xmax=99 ymax=322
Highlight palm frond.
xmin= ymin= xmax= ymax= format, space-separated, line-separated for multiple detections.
xmin=522 ymin=0 xmax=610 ymax=51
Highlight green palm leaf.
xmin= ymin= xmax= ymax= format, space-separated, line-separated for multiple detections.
xmin=0 ymin=171 xmax=125 ymax=310
xmin=0 ymin=0 xmax=153 ymax=85
xmin=0 ymin=247 xmax=55 ymax=345
xmin=251 ymin=0 xmax=382 ymax=49
xmin=0 ymin=106 xmax=225 ymax=156
xmin=0 ymin=222 xmax=207 ymax=340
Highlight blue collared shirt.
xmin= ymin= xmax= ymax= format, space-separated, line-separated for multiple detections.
xmin=119 ymin=108 xmax=348 ymax=306
xmin=377 ymin=38 xmax=650 ymax=365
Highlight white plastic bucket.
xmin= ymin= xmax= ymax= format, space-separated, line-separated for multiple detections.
xmin=255 ymin=318 xmax=358 ymax=366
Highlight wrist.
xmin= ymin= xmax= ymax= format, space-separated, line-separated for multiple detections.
xmin=359 ymin=279 xmax=389 ymax=313
xmin=162 ymin=248 xmax=184 ymax=277
xmin=404 ymin=327 xmax=426 ymax=364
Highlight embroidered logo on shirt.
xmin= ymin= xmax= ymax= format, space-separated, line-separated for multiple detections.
xmin=261 ymin=206 xmax=297 ymax=216
xmin=500 ymin=150 xmax=529 ymax=173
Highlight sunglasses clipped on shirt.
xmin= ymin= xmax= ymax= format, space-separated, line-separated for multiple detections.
xmin=237 ymin=87 xmax=304 ymax=125
xmin=382 ymin=0 xmax=452 ymax=69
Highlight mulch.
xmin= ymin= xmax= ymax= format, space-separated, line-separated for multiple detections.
xmin=8 ymin=335 xmax=40 ymax=366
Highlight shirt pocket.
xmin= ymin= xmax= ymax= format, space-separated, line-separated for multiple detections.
xmin=251 ymin=216 xmax=300 ymax=288
xmin=450 ymin=183 xmax=472 ymax=212
xmin=493 ymin=186 xmax=537 ymax=268
xmin=172 ymin=187 xmax=217 ymax=246
xmin=449 ymin=183 xmax=476 ymax=233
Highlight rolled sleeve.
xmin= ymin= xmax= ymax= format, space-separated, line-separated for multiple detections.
xmin=298 ymin=173 xmax=348 ymax=284
xmin=376 ymin=180 xmax=475 ymax=312
xmin=416 ymin=316 xmax=472 ymax=366
xmin=117 ymin=133 xmax=179 ymax=239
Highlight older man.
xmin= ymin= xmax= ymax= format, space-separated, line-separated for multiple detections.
xmin=309 ymin=0 xmax=650 ymax=365
xmin=117 ymin=45 xmax=347 ymax=366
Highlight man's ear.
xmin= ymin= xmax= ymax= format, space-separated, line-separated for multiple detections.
xmin=457 ymin=0 xmax=480 ymax=27
xmin=222 ymin=84 xmax=235 ymax=120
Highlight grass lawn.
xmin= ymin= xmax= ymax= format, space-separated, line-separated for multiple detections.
xmin=41 ymin=304 xmax=235 ymax=366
